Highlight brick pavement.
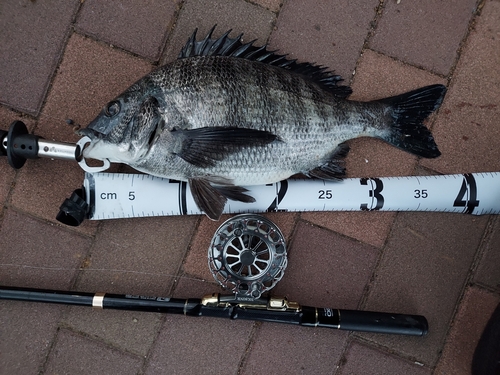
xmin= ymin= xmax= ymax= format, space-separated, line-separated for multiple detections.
xmin=1 ymin=0 xmax=499 ymax=374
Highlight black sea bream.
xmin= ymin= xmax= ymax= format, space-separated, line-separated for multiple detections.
xmin=79 ymin=27 xmax=446 ymax=220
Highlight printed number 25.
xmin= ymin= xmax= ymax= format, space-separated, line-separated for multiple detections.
xmin=318 ymin=190 xmax=332 ymax=199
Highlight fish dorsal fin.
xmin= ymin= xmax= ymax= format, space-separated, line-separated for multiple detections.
xmin=178 ymin=26 xmax=352 ymax=99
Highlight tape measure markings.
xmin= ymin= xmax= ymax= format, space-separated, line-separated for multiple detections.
xmin=84 ymin=172 xmax=500 ymax=219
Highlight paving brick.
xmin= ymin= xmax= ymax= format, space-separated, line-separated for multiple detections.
xmin=162 ymin=0 xmax=275 ymax=63
xmin=421 ymin=1 xmax=500 ymax=174
xmin=248 ymin=0 xmax=282 ymax=12
xmin=301 ymin=211 xmax=394 ymax=249
xmin=240 ymin=322 xmax=348 ymax=375
xmin=0 ymin=0 xmax=79 ymax=115
xmin=76 ymin=216 xmax=197 ymax=296
xmin=358 ymin=212 xmax=489 ymax=366
xmin=349 ymin=49 xmax=447 ymax=102
xmin=338 ymin=340 xmax=431 ymax=375
xmin=0 ymin=163 xmax=15 ymax=209
xmin=270 ymin=0 xmax=379 ymax=83
xmin=63 ymin=306 xmax=162 ymax=357
xmin=183 ymin=213 xmax=297 ymax=282
xmin=44 ymin=328 xmax=142 ymax=375
xmin=474 ymin=217 xmax=500 ymax=292
xmin=0 ymin=105 xmax=36 ymax=133
xmin=273 ymin=221 xmax=379 ymax=309
xmin=0 ymin=301 xmax=63 ymax=375
xmin=0 ymin=209 xmax=92 ymax=289
xmin=76 ymin=0 xmax=179 ymax=61
xmin=144 ymin=314 xmax=254 ymax=375
xmin=434 ymin=286 xmax=500 ymax=375
xmin=370 ymin=0 xmax=477 ymax=75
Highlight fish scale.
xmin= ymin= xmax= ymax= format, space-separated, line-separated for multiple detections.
xmin=79 ymin=27 xmax=446 ymax=220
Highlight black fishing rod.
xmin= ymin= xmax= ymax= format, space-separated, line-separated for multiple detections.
xmin=0 ymin=216 xmax=428 ymax=336
xmin=0 ymin=286 xmax=428 ymax=336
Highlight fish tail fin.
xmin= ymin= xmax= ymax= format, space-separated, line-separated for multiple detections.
xmin=378 ymin=84 xmax=446 ymax=158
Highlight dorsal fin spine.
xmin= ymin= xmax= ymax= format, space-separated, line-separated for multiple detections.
xmin=197 ymin=25 xmax=215 ymax=55
xmin=244 ymin=45 xmax=267 ymax=60
xmin=208 ymin=29 xmax=231 ymax=55
xmin=256 ymin=51 xmax=275 ymax=62
xmin=220 ymin=33 xmax=243 ymax=56
xmin=182 ymin=29 xmax=197 ymax=58
xmin=231 ymin=41 xmax=256 ymax=58
xmin=178 ymin=26 xmax=353 ymax=99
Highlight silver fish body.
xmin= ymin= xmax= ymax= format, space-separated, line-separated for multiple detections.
xmin=132 ymin=57 xmax=384 ymax=183
xmin=79 ymin=27 xmax=446 ymax=219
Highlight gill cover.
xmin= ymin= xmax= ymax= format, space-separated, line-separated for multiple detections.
xmin=133 ymin=96 xmax=162 ymax=153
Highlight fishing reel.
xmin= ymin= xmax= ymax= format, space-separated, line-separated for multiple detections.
xmin=208 ymin=214 xmax=287 ymax=300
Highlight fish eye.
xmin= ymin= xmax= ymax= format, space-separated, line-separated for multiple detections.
xmin=104 ymin=101 xmax=121 ymax=117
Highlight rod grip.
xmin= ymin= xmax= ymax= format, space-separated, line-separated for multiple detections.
xmin=337 ymin=309 xmax=428 ymax=336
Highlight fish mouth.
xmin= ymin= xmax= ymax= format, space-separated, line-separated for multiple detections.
xmin=77 ymin=127 xmax=102 ymax=140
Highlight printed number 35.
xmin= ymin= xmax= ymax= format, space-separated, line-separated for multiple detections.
xmin=414 ymin=189 xmax=428 ymax=198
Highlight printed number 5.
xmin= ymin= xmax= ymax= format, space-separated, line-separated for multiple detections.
xmin=414 ymin=189 xmax=428 ymax=198
xmin=129 ymin=191 xmax=135 ymax=200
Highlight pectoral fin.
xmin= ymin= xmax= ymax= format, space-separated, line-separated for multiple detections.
xmin=189 ymin=178 xmax=256 ymax=220
xmin=173 ymin=127 xmax=278 ymax=168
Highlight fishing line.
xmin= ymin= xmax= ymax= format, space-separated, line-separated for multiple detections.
xmin=0 ymin=263 xmax=207 ymax=282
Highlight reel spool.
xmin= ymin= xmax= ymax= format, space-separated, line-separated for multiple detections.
xmin=208 ymin=214 xmax=287 ymax=300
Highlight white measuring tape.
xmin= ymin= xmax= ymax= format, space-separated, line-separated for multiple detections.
xmin=83 ymin=172 xmax=500 ymax=220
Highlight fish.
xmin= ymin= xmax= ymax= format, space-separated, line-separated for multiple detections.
xmin=78 ymin=26 xmax=446 ymax=220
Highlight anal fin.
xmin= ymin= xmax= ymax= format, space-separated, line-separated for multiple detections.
xmin=307 ymin=143 xmax=350 ymax=180
xmin=189 ymin=178 xmax=255 ymax=220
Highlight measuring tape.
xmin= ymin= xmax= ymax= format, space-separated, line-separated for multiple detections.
xmin=83 ymin=172 xmax=500 ymax=220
